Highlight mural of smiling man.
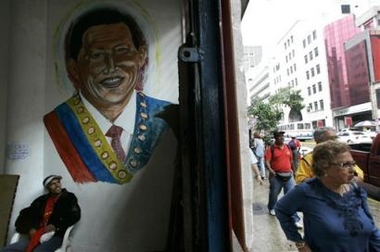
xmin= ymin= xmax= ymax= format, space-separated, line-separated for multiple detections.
xmin=44 ymin=7 xmax=172 ymax=184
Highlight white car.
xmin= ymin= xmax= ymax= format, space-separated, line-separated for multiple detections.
xmin=337 ymin=131 xmax=373 ymax=144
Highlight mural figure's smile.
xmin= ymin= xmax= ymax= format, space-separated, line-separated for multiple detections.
xmin=100 ymin=77 xmax=124 ymax=88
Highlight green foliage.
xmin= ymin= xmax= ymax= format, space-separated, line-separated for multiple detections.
xmin=269 ymin=87 xmax=305 ymax=111
xmin=247 ymin=99 xmax=282 ymax=133
xmin=247 ymin=87 xmax=305 ymax=136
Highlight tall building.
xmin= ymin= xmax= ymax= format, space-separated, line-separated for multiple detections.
xmin=266 ymin=19 xmax=333 ymax=127
xmin=244 ymin=0 xmax=380 ymax=130
xmin=325 ymin=15 xmax=362 ymax=110
xmin=242 ymin=46 xmax=262 ymax=71
xmin=245 ymin=62 xmax=270 ymax=104
xmin=331 ymin=6 xmax=380 ymax=129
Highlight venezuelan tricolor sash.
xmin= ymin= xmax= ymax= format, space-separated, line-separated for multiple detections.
xmin=44 ymin=92 xmax=170 ymax=184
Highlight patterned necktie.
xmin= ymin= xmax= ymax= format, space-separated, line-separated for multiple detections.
xmin=106 ymin=125 xmax=126 ymax=161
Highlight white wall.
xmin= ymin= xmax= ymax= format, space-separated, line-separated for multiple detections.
xmin=4 ymin=1 xmax=181 ymax=251
xmin=5 ymin=0 xmax=47 ymax=237
xmin=231 ymin=0 xmax=256 ymax=250
xmin=0 ymin=0 xmax=11 ymax=173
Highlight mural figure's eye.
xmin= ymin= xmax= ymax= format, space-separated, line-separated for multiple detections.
xmin=115 ymin=45 xmax=135 ymax=55
xmin=90 ymin=51 xmax=105 ymax=60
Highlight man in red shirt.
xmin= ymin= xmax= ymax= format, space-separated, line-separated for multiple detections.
xmin=265 ymin=131 xmax=302 ymax=228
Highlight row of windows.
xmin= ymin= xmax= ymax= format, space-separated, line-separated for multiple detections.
xmin=285 ymin=49 xmax=295 ymax=63
xmin=304 ymin=47 xmax=319 ymax=64
xmin=273 ymin=63 xmax=280 ymax=73
xmin=307 ymin=99 xmax=324 ymax=112
xmin=273 ymin=75 xmax=282 ymax=85
xmin=307 ymin=81 xmax=323 ymax=95
xmin=303 ymin=30 xmax=317 ymax=48
xmin=288 ymin=78 xmax=298 ymax=88
xmin=284 ymin=35 xmax=294 ymax=50
xmin=306 ymin=64 xmax=321 ymax=80
xmin=287 ymin=63 xmax=297 ymax=76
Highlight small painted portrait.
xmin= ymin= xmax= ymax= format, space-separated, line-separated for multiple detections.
xmin=44 ymin=6 xmax=172 ymax=184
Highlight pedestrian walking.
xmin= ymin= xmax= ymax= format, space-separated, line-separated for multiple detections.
xmin=265 ymin=130 xmax=302 ymax=228
xmin=252 ymin=131 xmax=266 ymax=179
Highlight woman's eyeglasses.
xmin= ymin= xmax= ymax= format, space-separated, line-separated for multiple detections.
xmin=329 ymin=161 xmax=356 ymax=169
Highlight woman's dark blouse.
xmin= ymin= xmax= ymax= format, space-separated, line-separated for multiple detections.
xmin=275 ymin=178 xmax=380 ymax=251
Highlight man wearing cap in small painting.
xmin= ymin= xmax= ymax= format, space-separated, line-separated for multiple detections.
xmin=0 ymin=175 xmax=81 ymax=252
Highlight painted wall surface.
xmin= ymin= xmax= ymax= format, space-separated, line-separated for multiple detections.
xmin=5 ymin=0 xmax=181 ymax=251
xmin=5 ymin=0 xmax=47 ymax=228
xmin=0 ymin=0 xmax=10 ymax=174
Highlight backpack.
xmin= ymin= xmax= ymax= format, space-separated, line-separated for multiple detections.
xmin=250 ymin=139 xmax=257 ymax=155
xmin=288 ymin=139 xmax=296 ymax=150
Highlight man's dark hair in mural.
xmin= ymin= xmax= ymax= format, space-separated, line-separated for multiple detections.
xmin=65 ymin=8 xmax=147 ymax=91
xmin=67 ymin=9 xmax=146 ymax=59
xmin=44 ymin=7 xmax=171 ymax=184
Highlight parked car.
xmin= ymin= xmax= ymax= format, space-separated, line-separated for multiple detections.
xmin=350 ymin=134 xmax=380 ymax=200
xmin=339 ymin=127 xmax=360 ymax=132
xmin=337 ymin=131 xmax=373 ymax=144
xmin=364 ymin=131 xmax=378 ymax=139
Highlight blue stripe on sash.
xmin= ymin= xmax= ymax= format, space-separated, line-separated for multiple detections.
xmin=55 ymin=103 xmax=116 ymax=183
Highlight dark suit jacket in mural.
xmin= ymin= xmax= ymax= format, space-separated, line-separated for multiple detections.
xmin=44 ymin=91 xmax=171 ymax=184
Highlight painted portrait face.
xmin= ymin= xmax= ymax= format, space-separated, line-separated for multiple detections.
xmin=68 ymin=22 xmax=147 ymax=111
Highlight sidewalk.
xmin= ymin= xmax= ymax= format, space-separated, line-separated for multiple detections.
xmin=250 ymin=178 xmax=380 ymax=252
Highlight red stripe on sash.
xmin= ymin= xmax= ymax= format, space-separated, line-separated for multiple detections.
xmin=44 ymin=111 xmax=96 ymax=183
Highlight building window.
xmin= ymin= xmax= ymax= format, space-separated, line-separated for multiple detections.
xmin=308 ymin=103 xmax=312 ymax=112
xmin=286 ymin=55 xmax=288 ymax=63
xmin=306 ymin=71 xmax=310 ymax=80
xmin=341 ymin=4 xmax=350 ymax=14
xmin=292 ymin=50 xmax=295 ymax=57
xmin=316 ymin=64 xmax=320 ymax=74
xmin=312 ymin=84 xmax=316 ymax=93
xmin=318 ymin=81 xmax=322 ymax=91
xmin=309 ymin=51 xmax=313 ymax=61
xmin=319 ymin=100 xmax=324 ymax=110
xmin=307 ymin=35 xmax=311 ymax=44
xmin=290 ymin=66 xmax=293 ymax=74
xmin=314 ymin=101 xmax=318 ymax=110
xmin=311 ymin=68 xmax=315 ymax=77
xmin=295 ymin=78 xmax=298 ymax=86
xmin=304 ymin=55 xmax=308 ymax=64
xmin=291 ymin=35 xmax=293 ymax=43
xmin=287 ymin=69 xmax=289 ymax=76
xmin=308 ymin=87 xmax=311 ymax=96
xmin=312 ymin=30 xmax=317 ymax=40
xmin=303 ymin=39 xmax=306 ymax=48
xmin=284 ymin=42 xmax=287 ymax=49
xmin=314 ymin=47 xmax=319 ymax=57
xmin=294 ymin=63 xmax=297 ymax=71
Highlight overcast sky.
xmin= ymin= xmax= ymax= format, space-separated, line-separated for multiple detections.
xmin=241 ymin=0 xmax=336 ymax=48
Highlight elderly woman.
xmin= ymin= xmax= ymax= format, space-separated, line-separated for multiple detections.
xmin=275 ymin=140 xmax=380 ymax=251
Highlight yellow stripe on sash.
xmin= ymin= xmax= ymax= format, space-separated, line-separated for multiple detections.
xmin=66 ymin=93 xmax=133 ymax=184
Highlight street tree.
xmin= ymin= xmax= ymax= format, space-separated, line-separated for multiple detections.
xmin=268 ymin=87 xmax=305 ymax=122
xmin=247 ymin=99 xmax=282 ymax=133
